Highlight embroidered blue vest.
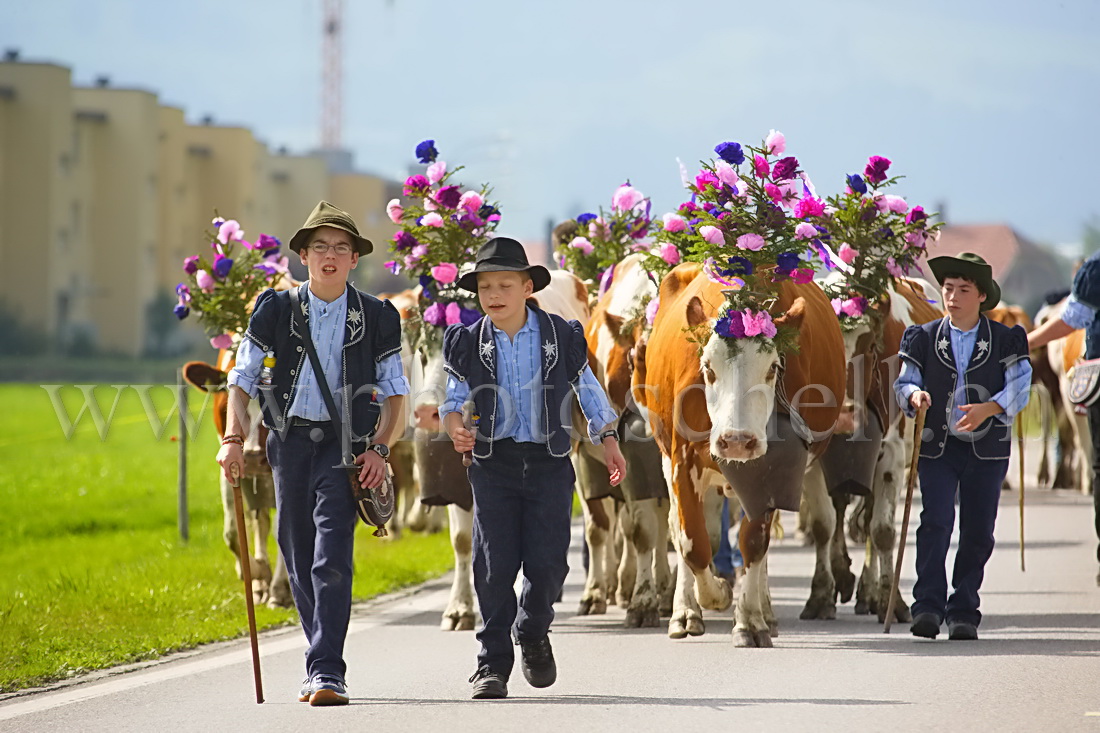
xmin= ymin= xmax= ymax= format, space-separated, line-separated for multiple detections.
xmin=243 ymin=282 xmax=402 ymax=448
xmin=442 ymin=306 xmax=589 ymax=459
xmin=1072 ymin=252 xmax=1100 ymax=358
xmin=898 ymin=316 xmax=1029 ymax=460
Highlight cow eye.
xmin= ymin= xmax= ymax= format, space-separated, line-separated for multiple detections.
xmin=766 ymin=362 xmax=779 ymax=380
xmin=702 ymin=360 xmax=716 ymax=384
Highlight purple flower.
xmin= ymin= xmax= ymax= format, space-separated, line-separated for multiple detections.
xmin=256 ymin=233 xmax=281 ymax=253
xmin=776 ymin=252 xmax=800 ymax=271
xmin=403 ymin=175 xmax=431 ymax=196
xmin=847 ymin=174 xmax=867 ymax=195
xmin=864 ymin=155 xmax=892 ymax=184
xmin=576 ymin=212 xmax=597 ymax=225
xmin=176 ymin=283 xmax=192 ymax=303
xmin=723 ymin=256 xmax=753 ymax=277
xmin=183 ymin=255 xmax=200 ymax=275
xmin=213 ymin=254 xmax=233 ymax=279
xmin=771 ymin=157 xmax=799 ymax=181
xmin=715 ymin=312 xmax=747 ymax=339
xmin=415 ymin=139 xmax=438 ymax=164
xmin=422 ymin=301 xmax=447 ymax=326
xmin=714 ymin=142 xmax=745 ymax=166
xmin=393 ymin=231 xmax=419 ymax=251
xmin=173 ymin=303 xmax=189 ymax=320
xmin=459 ymin=307 xmax=481 ymax=326
xmin=384 ymin=260 xmax=402 ymax=275
xmin=478 ymin=203 xmax=499 ymax=219
xmin=906 ymin=206 xmax=927 ymax=225
xmin=435 ymin=185 xmax=462 ymax=209
xmin=678 ymin=201 xmax=699 ymax=214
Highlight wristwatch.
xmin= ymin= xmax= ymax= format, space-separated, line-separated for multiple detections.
xmin=598 ymin=429 xmax=619 ymax=443
xmin=368 ymin=443 xmax=390 ymax=460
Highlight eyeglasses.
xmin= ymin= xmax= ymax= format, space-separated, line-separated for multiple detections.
xmin=308 ymin=242 xmax=354 ymax=256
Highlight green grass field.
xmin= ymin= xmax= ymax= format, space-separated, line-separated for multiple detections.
xmin=0 ymin=384 xmax=455 ymax=692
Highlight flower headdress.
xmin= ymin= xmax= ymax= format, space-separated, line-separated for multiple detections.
xmin=173 ymin=217 xmax=290 ymax=349
xmin=554 ymin=183 xmax=653 ymax=299
xmin=386 ymin=139 xmax=501 ymax=351
xmin=646 ymin=131 xmax=827 ymax=355
xmin=818 ymin=155 xmax=942 ymax=333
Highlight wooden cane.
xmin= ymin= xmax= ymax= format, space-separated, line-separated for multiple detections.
xmin=884 ymin=404 xmax=927 ymax=633
xmin=230 ymin=462 xmax=265 ymax=703
xmin=461 ymin=402 xmax=475 ymax=468
xmin=1018 ymin=414 xmax=1026 ymax=572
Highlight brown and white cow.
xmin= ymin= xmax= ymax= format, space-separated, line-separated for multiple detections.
xmin=1031 ymin=299 xmax=1088 ymax=493
xmin=633 ymin=262 xmax=846 ymax=647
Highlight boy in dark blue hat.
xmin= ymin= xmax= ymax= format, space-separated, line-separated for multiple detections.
xmin=441 ymin=237 xmax=626 ymax=699
xmin=893 ymin=253 xmax=1032 ymax=641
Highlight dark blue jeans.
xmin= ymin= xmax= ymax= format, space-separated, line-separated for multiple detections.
xmin=469 ymin=439 xmax=575 ymax=677
xmin=913 ymin=436 xmax=1007 ymax=627
xmin=266 ymin=422 xmax=357 ymax=680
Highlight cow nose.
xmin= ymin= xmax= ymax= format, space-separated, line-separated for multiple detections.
xmin=716 ymin=431 xmax=757 ymax=454
xmin=413 ymin=404 xmax=441 ymax=430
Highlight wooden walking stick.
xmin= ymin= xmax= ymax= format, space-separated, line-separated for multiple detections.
xmin=884 ymin=404 xmax=927 ymax=633
xmin=1018 ymin=414 xmax=1026 ymax=572
xmin=461 ymin=402 xmax=476 ymax=468
xmin=230 ymin=462 xmax=264 ymax=703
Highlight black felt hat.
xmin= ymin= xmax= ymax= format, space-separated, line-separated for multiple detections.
xmin=456 ymin=237 xmax=551 ymax=293
xmin=928 ymin=252 xmax=1001 ymax=311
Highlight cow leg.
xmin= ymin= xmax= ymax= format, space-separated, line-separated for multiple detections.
xmin=616 ymin=501 xmax=637 ymax=607
xmin=624 ymin=497 xmax=661 ymax=628
xmin=733 ymin=511 xmax=774 ymax=647
xmin=656 ymin=497 xmax=674 ymax=616
xmin=242 ymin=475 xmax=275 ymax=605
xmin=441 ymin=505 xmax=477 ymax=631
xmin=848 ymin=496 xmax=869 ymax=544
xmin=831 ymin=493 xmax=856 ymax=604
xmin=668 ymin=550 xmax=704 ymax=639
xmin=577 ymin=494 xmax=611 ymax=615
xmin=800 ymin=464 xmax=837 ymax=620
xmin=873 ymin=435 xmax=910 ymax=622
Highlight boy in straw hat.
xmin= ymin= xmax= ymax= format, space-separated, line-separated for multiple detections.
xmin=893 ymin=252 xmax=1032 ymax=641
xmin=218 ymin=201 xmax=409 ymax=704
xmin=441 ymin=237 xmax=626 ymax=699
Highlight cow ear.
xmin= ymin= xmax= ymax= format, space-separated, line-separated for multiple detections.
xmin=602 ymin=312 xmax=632 ymax=345
xmin=686 ymin=296 xmax=708 ymax=327
xmin=773 ymin=297 xmax=806 ymax=330
xmin=182 ymin=361 xmax=227 ymax=393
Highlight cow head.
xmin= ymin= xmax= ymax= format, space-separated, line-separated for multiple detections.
xmin=182 ymin=356 xmax=270 ymax=476
xmin=700 ymin=296 xmax=806 ymax=461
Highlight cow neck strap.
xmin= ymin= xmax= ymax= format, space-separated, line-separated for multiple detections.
xmin=289 ymin=286 xmax=356 ymax=465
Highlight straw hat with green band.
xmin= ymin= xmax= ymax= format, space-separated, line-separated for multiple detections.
xmin=927 ymin=252 xmax=1001 ymax=311
xmin=288 ymin=201 xmax=374 ymax=255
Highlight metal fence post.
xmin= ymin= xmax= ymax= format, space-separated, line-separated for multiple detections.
xmin=177 ymin=368 xmax=189 ymax=543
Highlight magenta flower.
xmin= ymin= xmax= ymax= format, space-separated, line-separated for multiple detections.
xmin=421 ymin=212 xmax=444 ymax=228
xmin=840 ymin=298 xmax=866 ymax=318
xmin=196 ymin=270 xmax=216 ymax=293
xmin=700 ymin=226 xmax=725 ymax=246
xmin=659 ymin=243 xmax=681 ymax=265
xmin=790 ymin=268 xmax=815 ymax=284
xmin=217 ymin=219 xmax=244 ymax=245
xmin=679 ymin=201 xmax=699 ymax=215
xmin=742 ymin=309 xmax=777 ymax=338
xmin=906 ymin=206 xmax=927 ymax=225
xmin=445 ymin=302 xmax=463 ymax=325
xmin=662 ymin=213 xmax=687 ymax=233
xmin=794 ymin=196 xmax=826 ymax=219
xmin=886 ymin=256 xmax=905 ymax=277
xmin=612 ymin=184 xmax=645 ymax=213
xmin=386 ymin=199 xmax=404 ymax=223
xmin=795 ymin=222 xmax=818 ymax=240
xmin=427 ymin=160 xmax=447 ymax=184
xmin=384 ymin=260 xmax=402 ymax=275
xmin=695 ymin=170 xmax=720 ymax=192
xmin=431 ymin=262 xmax=459 ymax=284
xmin=864 ymin=155 xmax=892 ymax=184
xmin=183 ymin=255 xmax=200 ymax=274
xmin=403 ymin=175 xmax=431 ymax=196
xmin=435 ymin=185 xmax=462 ymax=209
xmin=736 ymin=233 xmax=765 ymax=251
xmin=771 ymin=157 xmax=799 ymax=181
xmin=210 ymin=334 xmax=234 ymax=350
xmin=257 ymin=233 xmax=281 ymax=252
xmin=393 ymin=231 xmax=418 ymax=251
xmin=570 ymin=236 xmax=595 ymax=255
xmin=422 ymin=301 xmax=446 ymax=327
xmin=905 ymin=230 xmax=927 ymax=248
xmin=753 ymin=154 xmax=770 ymax=179
xmin=764 ymin=183 xmax=783 ymax=202
xmin=837 ymin=243 xmax=859 ymax=264
xmin=765 ymin=129 xmax=786 ymax=156
xmin=459 ymin=190 xmax=484 ymax=213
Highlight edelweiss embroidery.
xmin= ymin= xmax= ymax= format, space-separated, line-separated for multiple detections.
xmin=937 ymin=337 xmax=950 ymax=355
xmin=542 ymin=341 xmax=557 ymax=364
xmin=479 ymin=340 xmax=495 ymax=360
xmin=346 ymin=307 xmax=363 ymax=342
xmin=976 ymin=338 xmax=989 ymax=356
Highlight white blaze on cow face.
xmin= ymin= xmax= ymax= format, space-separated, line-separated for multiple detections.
xmin=412 ymin=346 xmax=447 ymax=432
xmin=701 ymin=333 xmax=781 ymax=462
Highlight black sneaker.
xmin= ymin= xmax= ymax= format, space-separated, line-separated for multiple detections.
xmin=947 ymin=621 xmax=978 ymax=640
xmin=910 ymin=612 xmax=941 ymax=639
xmin=519 ymin=637 xmax=557 ymax=688
xmin=469 ymin=666 xmax=508 ymax=700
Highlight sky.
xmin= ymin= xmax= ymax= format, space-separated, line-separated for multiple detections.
xmin=4 ymin=0 xmax=1099 ymax=252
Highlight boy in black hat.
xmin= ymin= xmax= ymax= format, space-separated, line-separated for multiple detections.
xmin=441 ymin=237 xmax=626 ymax=699
xmin=218 ymin=201 xmax=409 ymax=704
xmin=893 ymin=252 xmax=1032 ymax=640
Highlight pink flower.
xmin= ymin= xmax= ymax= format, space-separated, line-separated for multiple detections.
xmin=883 ymin=194 xmax=908 ymax=214
xmin=217 ymin=219 xmax=244 ymax=245
xmin=753 ymin=154 xmax=770 ymax=179
xmin=459 ymin=190 xmax=484 ymax=213
xmin=659 ymin=243 xmax=681 ymax=265
xmin=742 ymin=309 xmax=777 ymax=338
xmin=837 ymin=243 xmax=859 ymax=264
xmin=765 ymin=129 xmax=786 ymax=155
xmin=695 ymin=170 xmax=720 ymax=192
xmin=412 ymin=244 xmax=429 ymax=257
xmin=840 ymin=299 xmax=865 ymax=318
xmin=764 ymin=183 xmax=783 ymax=202
xmin=426 ymin=160 xmax=447 ymax=184
xmin=421 ymin=212 xmax=444 ymax=227
xmin=794 ymin=196 xmax=825 ymax=219
xmin=645 ymin=297 xmax=660 ymax=326
xmin=588 ymin=219 xmax=610 ymax=240
xmin=183 ymin=255 xmax=200 ymax=274
xmin=431 ymin=262 xmax=459 ymax=284
xmin=905 ymin=230 xmax=927 ymax=248
xmin=794 ymin=222 xmax=818 ymax=240
xmin=196 ymin=270 xmax=216 ymax=293
xmin=386 ymin=199 xmax=404 ymax=223
xmin=662 ymin=213 xmax=687 ymax=233
xmin=715 ymin=160 xmax=739 ymax=186
xmin=570 ymin=236 xmax=595 ymax=255
xmin=403 ymin=254 xmax=421 ymax=269
xmin=612 ymin=184 xmax=644 ymax=213
xmin=210 ymin=334 xmax=234 ymax=350
xmin=790 ymin=268 xmax=815 ymax=284
xmin=735 ymin=233 xmax=765 ymax=251
xmin=700 ymin=226 xmax=725 ymax=246
xmin=886 ymin=256 xmax=905 ymax=277
xmin=831 ymin=297 xmax=844 ymax=316
xmin=445 ymin=302 xmax=463 ymax=325
xmin=423 ymin=198 xmax=438 ymax=211
xmin=403 ymin=175 xmax=430 ymax=196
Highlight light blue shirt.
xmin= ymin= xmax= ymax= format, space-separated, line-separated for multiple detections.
xmin=229 ymin=285 xmax=409 ymax=418
xmin=1060 ymin=293 xmax=1095 ymax=330
xmin=894 ymin=318 xmax=1032 ymax=432
xmin=440 ymin=307 xmax=619 ymax=444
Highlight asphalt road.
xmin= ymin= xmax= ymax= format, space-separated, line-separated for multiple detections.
xmin=2 ymin=482 xmax=1097 ymax=733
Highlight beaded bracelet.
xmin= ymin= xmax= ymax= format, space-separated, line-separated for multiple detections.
xmin=221 ymin=434 xmax=244 ymax=446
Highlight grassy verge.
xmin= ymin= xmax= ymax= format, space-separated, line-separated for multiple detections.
xmin=0 ymin=384 xmax=454 ymax=692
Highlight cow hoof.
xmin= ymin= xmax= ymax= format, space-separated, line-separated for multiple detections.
xmin=455 ymin=613 xmax=476 ymax=631
xmin=617 ymin=591 xmax=632 ymax=608
xmin=577 ymin=596 xmax=607 ymax=616
xmin=668 ymin=617 xmax=688 ymax=639
xmin=768 ymin=621 xmax=779 ymax=638
xmin=754 ymin=630 xmax=773 ymax=648
xmin=854 ymin=599 xmax=870 ymax=615
xmin=800 ymin=597 xmax=837 ymax=620
xmin=440 ymin=615 xmax=458 ymax=631
xmin=626 ymin=607 xmax=659 ymax=628
xmin=835 ymin=569 xmax=856 ymax=605
xmin=686 ymin=616 xmax=705 ymax=636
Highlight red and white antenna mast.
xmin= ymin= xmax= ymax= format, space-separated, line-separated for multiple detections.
xmin=321 ymin=0 xmax=344 ymax=149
